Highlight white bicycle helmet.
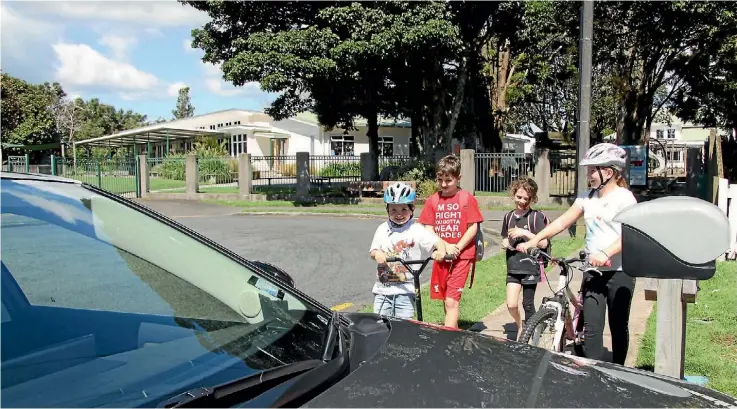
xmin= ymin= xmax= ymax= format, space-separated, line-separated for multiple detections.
xmin=384 ymin=182 xmax=416 ymax=205
xmin=579 ymin=143 xmax=627 ymax=170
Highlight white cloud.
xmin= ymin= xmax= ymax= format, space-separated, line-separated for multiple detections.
xmin=200 ymin=61 xmax=264 ymax=98
xmin=168 ymin=82 xmax=188 ymax=97
xmin=0 ymin=3 xmax=64 ymax=64
xmin=183 ymin=38 xmax=198 ymax=54
xmin=98 ymin=34 xmax=137 ymax=61
xmin=52 ymin=42 xmax=159 ymax=91
xmin=13 ymin=1 xmax=210 ymax=27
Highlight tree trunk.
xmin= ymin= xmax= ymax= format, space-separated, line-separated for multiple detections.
xmin=366 ymin=108 xmax=380 ymax=181
xmin=445 ymin=51 xmax=469 ymax=149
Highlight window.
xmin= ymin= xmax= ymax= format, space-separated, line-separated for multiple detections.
xmin=231 ymin=134 xmax=247 ymax=156
xmin=330 ymin=135 xmax=355 ymax=156
xmin=378 ymin=136 xmax=394 ymax=156
xmin=209 ymin=125 xmax=216 ymax=130
xmin=235 ymin=121 xmax=241 ymax=125
xmin=667 ymin=128 xmax=676 ymax=139
xmin=656 ymin=129 xmax=664 ymax=139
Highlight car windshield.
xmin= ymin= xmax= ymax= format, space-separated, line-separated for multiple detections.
xmin=0 ymin=177 xmax=330 ymax=408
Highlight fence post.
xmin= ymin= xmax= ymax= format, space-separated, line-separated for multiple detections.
xmin=655 ymin=279 xmax=687 ymax=379
xmin=24 ymin=154 xmax=30 ymax=173
xmin=138 ymin=155 xmax=149 ymax=198
xmin=239 ymin=153 xmax=252 ymax=197
xmin=185 ymin=154 xmax=199 ymax=195
xmin=360 ymin=152 xmax=372 ymax=181
xmin=296 ymin=152 xmax=310 ymax=197
xmin=51 ymin=155 xmax=57 ymax=176
xmin=460 ymin=149 xmax=475 ymax=194
xmin=534 ymin=149 xmax=551 ymax=204
xmin=686 ymin=148 xmax=703 ymax=198
xmin=96 ymin=161 xmax=102 ymax=188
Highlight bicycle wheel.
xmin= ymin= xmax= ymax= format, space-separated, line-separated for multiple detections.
xmin=519 ymin=307 xmax=564 ymax=351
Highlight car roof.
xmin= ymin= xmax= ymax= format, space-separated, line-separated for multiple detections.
xmin=1 ymin=171 xmax=82 ymax=185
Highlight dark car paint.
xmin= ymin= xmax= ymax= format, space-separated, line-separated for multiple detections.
xmin=304 ymin=315 xmax=737 ymax=408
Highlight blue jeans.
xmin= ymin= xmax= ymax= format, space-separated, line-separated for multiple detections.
xmin=373 ymin=294 xmax=416 ymax=319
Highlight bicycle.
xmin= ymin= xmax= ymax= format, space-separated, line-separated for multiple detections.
xmin=517 ymin=248 xmax=609 ymax=356
xmin=384 ymin=254 xmax=455 ymax=322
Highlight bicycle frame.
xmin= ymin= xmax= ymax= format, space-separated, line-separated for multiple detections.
xmin=531 ymin=249 xmax=606 ymax=352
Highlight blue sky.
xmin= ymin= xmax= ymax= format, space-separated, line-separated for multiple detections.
xmin=1 ymin=0 xmax=279 ymax=121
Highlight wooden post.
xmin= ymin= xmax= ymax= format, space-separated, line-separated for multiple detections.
xmin=238 ymin=153 xmax=252 ymax=198
xmin=460 ymin=149 xmax=476 ymax=194
xmin=644 ymin=278 xmax=698 ymax=379
xmin=533 ymin=148 xmax=551 ymax=204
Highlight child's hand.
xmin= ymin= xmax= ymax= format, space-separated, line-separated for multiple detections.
xmin=446 ymin=244 xmax=460 ymax=256
xmin=508 ymin=228 xmax=527 ymax=239
xmin=374 ymin=250 xmax=387 ymax=265
xmin=432 ymin=249 xmax=446 ymax=261
xmin=501 ymin=238 xmax=512 ymax=250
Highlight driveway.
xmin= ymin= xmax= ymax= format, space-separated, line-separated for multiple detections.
xmin=135 ymin=199 xmax=426 ymax=311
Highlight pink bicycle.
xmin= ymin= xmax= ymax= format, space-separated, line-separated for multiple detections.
xmin=517 ymin=248 xmax=608 ymax=356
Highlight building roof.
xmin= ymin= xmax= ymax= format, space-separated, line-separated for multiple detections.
xmin=293 ymin=112 xmax=411 ymax=128
xmin=73 ymin=125 xmax=228 ymax=148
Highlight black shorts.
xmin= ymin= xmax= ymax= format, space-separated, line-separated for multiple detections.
xmin=506 ymin=272 xmax=540 ymax=285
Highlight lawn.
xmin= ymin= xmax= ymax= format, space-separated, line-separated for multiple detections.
xmin=636 ymin=261 xmax=737 ymax=398
xmin=359 ymin=235 xmax=586 ymax=328
xmin=68 ymin=175 xmax=185 ymax=194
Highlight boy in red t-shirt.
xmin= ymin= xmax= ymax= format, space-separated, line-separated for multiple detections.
xmin=418 ymin=154 xmax=484 ymax=328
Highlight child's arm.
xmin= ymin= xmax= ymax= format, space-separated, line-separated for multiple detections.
xmin=368 ymin=226 xmax=388 ymax=265
xmin=414 ymin=225 xmax=449 ymax=260
xmin=456 ymin=222 xmax=479 ymax=252
xmin=500 ymin=212 xmax=512 ymax=249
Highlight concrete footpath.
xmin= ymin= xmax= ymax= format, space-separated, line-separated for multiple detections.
xmin=468 ymin=254 xmax=653 ymax=368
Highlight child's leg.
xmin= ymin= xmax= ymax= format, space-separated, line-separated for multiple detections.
xmin=505 ymin=275 xmax=523 ymax=332
xmin=392 ymin=294 xmax=417 ymax=319
xmin=443 ymin=259 xmax=472 ymax=328
xmin=521 ymin=283 xmax=537 ymax=323
xmin=373 ymin=294 xmax=392 ymax=316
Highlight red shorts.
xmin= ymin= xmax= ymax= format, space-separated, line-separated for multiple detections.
xmin=430 ymin=258 xmax=473 ymax=301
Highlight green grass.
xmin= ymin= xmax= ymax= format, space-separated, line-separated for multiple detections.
xmin=636 ymin=261 xmax=737 ymax=398
xmin=359 ymin=235 xmax=585 ymax=328
xmin=69 ymin=175 xmax=185 ymax=194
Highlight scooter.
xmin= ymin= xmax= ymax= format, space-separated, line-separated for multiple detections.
xmin=384 ymin=254 xmax=456 ymax=322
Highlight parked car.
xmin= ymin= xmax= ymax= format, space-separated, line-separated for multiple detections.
xmin=1 ymin=171 xmax=735 ymax=408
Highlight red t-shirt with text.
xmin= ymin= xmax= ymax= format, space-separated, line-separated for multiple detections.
xmin=418 ymin=190 xmax=484 ymax=260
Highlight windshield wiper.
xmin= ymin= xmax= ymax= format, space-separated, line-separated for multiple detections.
xmin=157 ymin=359 xmax=323 ymax=408
xmin=321 ymin=309 xmax=343 ymax=362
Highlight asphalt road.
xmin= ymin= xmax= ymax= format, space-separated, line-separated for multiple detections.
xmin=136 ymin=199 xmax=433 ymax=310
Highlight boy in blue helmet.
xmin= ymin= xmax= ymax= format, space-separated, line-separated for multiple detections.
xmin=368 ymin=182 xmax=450 ymax=319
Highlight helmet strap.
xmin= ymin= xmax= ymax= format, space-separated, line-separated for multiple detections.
xmin=588 ymin=166 xmax=614 ymax=198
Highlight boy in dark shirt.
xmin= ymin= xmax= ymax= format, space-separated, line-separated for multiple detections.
xmin=500 ymin=177 xmax=550 ymax=339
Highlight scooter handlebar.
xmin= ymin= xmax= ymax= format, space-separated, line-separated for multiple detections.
xmin=385 ymin=254 xmax=456 ymax=264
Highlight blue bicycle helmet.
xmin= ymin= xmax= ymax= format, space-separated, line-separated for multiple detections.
xmin=384 ymin=182 xmax=416 ymax=205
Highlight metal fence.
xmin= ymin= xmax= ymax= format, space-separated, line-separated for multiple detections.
xmin=57 ymin=158 xmax=139 ymax=199
xmin=147 ymin=157 xmax=187 ymax=193
xmin=474 ymin=153 xmax=536 ymax=193
xmin=309 ymin=155 xmax=361 ymax=184
xmin=548 ymin=150 xmax=577 ymax=196
xmin=198 ymin=156 xmax=239 ymax=193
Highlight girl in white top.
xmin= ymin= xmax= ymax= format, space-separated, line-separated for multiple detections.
xmin=517 ymin=143 xmax=638 ymax=365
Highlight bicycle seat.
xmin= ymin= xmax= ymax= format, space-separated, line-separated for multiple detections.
xmin=613 ymin=196 xmax=729 ymax=280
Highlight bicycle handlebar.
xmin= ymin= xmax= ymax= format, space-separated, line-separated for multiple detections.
xmin=385 ymin=254 xmax=456 ymax=264
xmin=529 ymin=248 xmax=611 ymax=268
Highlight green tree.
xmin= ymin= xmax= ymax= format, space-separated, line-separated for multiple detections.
xmin=1 ymin=72 xmax=62 ymax=154
xmin=172 ymin=86 xmax=195 ymax=119
xmin=589 ymin=1 xmax=737 ymax=145
xmin=184 ymin=0 xmax=460 ymax=175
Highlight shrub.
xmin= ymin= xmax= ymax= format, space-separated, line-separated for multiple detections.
xmin=154 ymin=155 xmax=186 ymax=180
xmin=198 ymin=157 xmax=232 ymax=183
xmin=417 ymin=179 xmax=438 ymax=199
xmin=318 ymin=162 xmax=361 ymax=177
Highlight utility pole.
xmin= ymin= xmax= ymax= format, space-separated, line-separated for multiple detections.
xmin=576 ymin=0 xmax=594 ymax=198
